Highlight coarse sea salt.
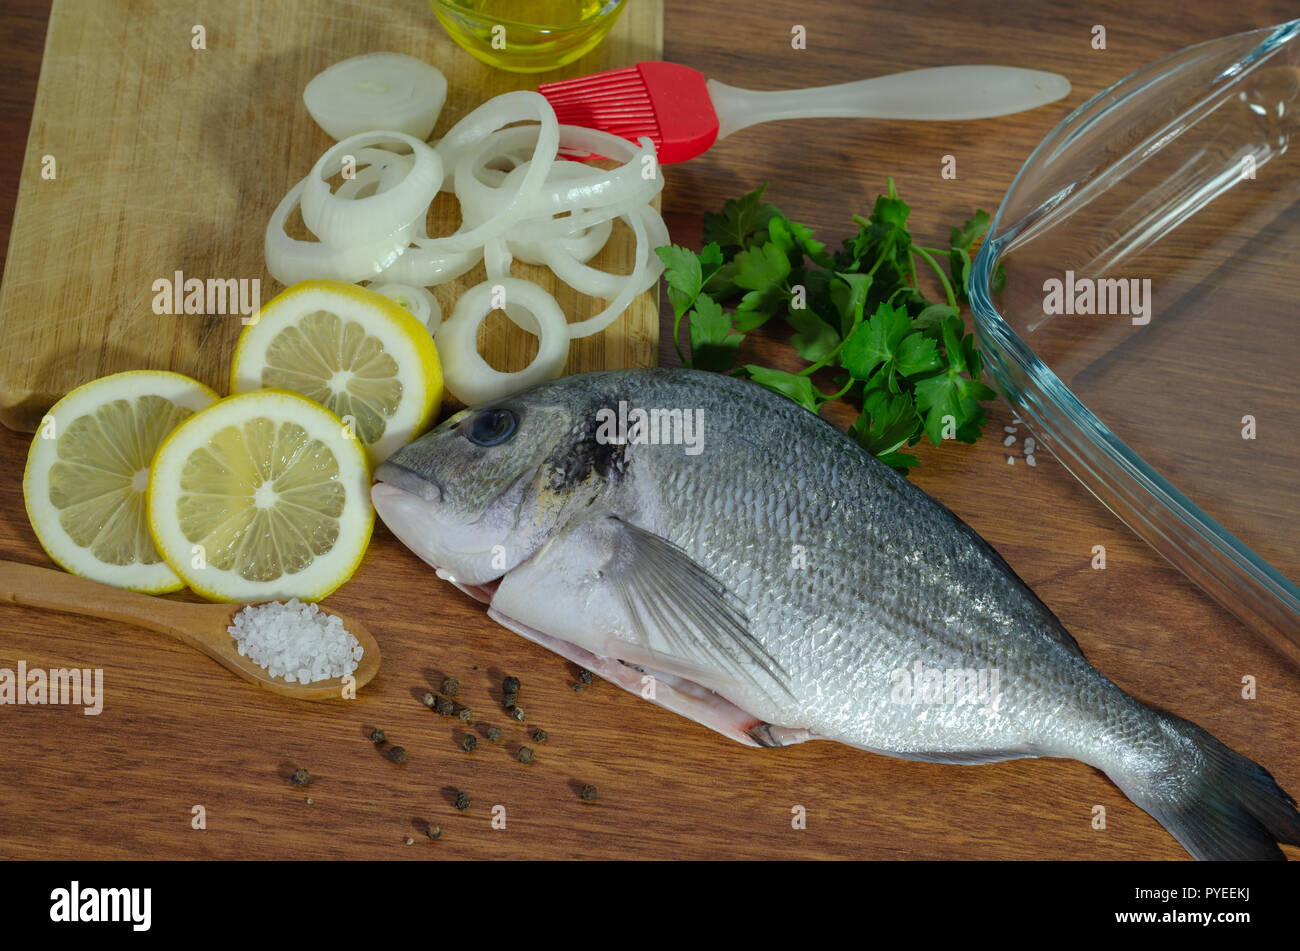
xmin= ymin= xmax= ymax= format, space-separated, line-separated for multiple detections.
xmin=228 ymin=599 xmax=363 ymax=684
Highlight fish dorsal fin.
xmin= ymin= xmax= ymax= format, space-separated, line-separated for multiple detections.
xmin=606 ymin=517 xmax=792 ymax=696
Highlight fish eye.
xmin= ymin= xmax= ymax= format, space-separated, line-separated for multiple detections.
xmin=465 ymin=408 xmax=517 ymax=446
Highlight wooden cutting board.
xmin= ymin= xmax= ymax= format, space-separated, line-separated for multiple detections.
xmin=0 ymin=0 xmax=663 ymax=432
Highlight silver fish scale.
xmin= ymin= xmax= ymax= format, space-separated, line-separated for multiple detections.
xmin=596 ymin=370 xmax=1161 ymax=766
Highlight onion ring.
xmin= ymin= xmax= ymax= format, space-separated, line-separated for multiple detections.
xmin=265 ymin=177 xmax=416 ymax=285
xmin=369 ymin=282 xmax=442 ymax=331
xmin=333 ymin=148 xmax=412 ymax=200
xmin=563 ymin=204 xmax=665 ymax=339
xmin=454 ymin=125 xmax=660 ymax=223
xmin=420 ymin=91 xmax=559 ymax=253
xmin=300 ymin=131 xmax=442 ymax=248
xmin=434 ymin=278 xmax=569 ymax=405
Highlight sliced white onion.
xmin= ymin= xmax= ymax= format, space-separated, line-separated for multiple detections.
xmin=529 ymin=130 xmax=661 ymax=217
xmin=300 ymin=131 xmax=442 ymax=248
xmin=482 ymin=238 xmax=544 ymax=334
xmin=563 ymin=204 xmax=665 ymax=339
xmin=333 ymin=148 xmax=413 ymax=200
xmin=374 ymin=203 xmax=481 ymax=286
xmin=455 ymin=125 xmax=661 ymax=223
xmin=434 ymin=91 xmax=553 ymax=187
xmin=370 ymin=282 xmax=441 ymax=331
xmin=505 ymin=191 xmax=616 ymax=267
xmin=434 ymin=278 xmax=569 ymax=405
xmin=373 ymin=239 xmax=481 ymax=287
xmin=265 ymin=178 xmax=416 ymax=285
xmin=420 ymin=92 xmax=559 ymax=253
xmin=541 ymin=224 xmax=631 ymax=299
xmin=460 ymin=158 xmax=614 ymax=265
xmin=304 ymin=53 xmax=447 ymax=141
xmin=483 ymin=238 xmax=512 ymax=283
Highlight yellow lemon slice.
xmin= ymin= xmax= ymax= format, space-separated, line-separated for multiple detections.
xmin=23 ymin=370 xmax=219 ymax=592
xmin=230 ymin=280 xmax=442 ymax=468
xmin=146 ymin=389 xmax=373 ymax=602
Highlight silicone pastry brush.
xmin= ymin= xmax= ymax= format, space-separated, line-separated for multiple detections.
xmin=539 ymin=62 xmax=1070 ymax=163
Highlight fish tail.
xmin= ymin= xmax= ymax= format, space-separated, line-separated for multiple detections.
xmin=1112 ymin=710 xmax=1300 ymax=860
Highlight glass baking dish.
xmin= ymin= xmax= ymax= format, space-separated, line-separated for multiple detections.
xmin=970 ymin=19 xmax=1300 ymax=662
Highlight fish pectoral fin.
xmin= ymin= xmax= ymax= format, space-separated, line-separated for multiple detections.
xmin=606 ymin=517 xmax=792 ymax=697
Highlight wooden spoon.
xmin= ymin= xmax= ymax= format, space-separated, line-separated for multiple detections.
xmin=0 ymin=559 xmax=380 ymax=701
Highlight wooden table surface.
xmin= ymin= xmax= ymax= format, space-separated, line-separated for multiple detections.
xmin=1 ymin=0 xmax=1297 ymax=861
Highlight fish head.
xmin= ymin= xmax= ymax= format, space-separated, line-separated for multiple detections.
xmin=371 ymin=384 xmax=618 ymax=587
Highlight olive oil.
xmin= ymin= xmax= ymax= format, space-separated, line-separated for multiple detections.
xmin=431 ymin=0 xmax=627 ymax=73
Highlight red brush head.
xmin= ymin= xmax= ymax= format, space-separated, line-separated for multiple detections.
xmin=539 ymin=61 xmax=719 ymax=164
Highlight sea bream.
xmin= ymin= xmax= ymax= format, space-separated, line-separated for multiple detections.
xmin=371 ymin=368 xmax=1300 ymax=860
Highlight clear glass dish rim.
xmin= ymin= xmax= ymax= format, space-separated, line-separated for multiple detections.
xmin=968 ymin=18 xmax=1300 ymax=646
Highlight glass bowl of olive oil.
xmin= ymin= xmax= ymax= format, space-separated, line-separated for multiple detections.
xmin=430 ymin=0 xmax=628 ymax=73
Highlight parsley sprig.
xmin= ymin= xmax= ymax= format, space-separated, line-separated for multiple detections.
xmin=655 ymin=180 xmax=1004 ymax=472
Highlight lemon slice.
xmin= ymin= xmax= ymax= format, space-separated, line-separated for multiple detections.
xmin=23 ymin=370 xmax=219 ymax=592
xmin=230 ymin=280 xmax=442 ymax=468
xmin=146 ymin=390 xmax=374 ymax=602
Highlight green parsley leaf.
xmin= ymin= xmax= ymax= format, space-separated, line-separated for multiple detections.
xmin=839 ymin=302 xmax=912 ymax=382
xmin=912 ymin=302 xmax=958 ymax=336
xmin=732 ymin=241 xmax=791 ymax=323
xmin=768 ymin=215 xmax=833 ymax=268
xmin=743 ymin=366 xmax=822 ymax=413
xmin=656 ymin=242 xmax=725 ymax=319
xmin=656 ymin=245 xmax=702 ymax=320
xmin=701 ymin=183 xmax=782 ymax=252
xmin=895 ymin=331 xmax=943 ymax=377
xmin=688 ymin=294 xmax=742 ymax=372
xmin=948 ymin=209 xmax=1004 ymax=304
xmin=829 ymin=272 xmax=872 ymax=337
xmin=848 ymin=181 xmax=912 ymax=272
xmin=912 ymin=315 xmax=997 ymax=445
xmin=850 ymin=389 xmax=921 ymax=468
xmin=784 ymin=306 xmax=841 ymax=363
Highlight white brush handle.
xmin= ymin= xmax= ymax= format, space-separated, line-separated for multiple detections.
xmin=707 ymin=66 xmax=1071 ymax=140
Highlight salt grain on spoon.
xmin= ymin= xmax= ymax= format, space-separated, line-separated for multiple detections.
xmin=228 ymin=599 xmax=363 ymax=684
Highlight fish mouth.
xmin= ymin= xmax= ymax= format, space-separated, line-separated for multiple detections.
xmin=370 ymin=480 xmax=504 ymax=603
xmin=373 ymin=459 xmax=443 ymax=503
xmin=369 ymin=480 xmax=451 ymax=569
